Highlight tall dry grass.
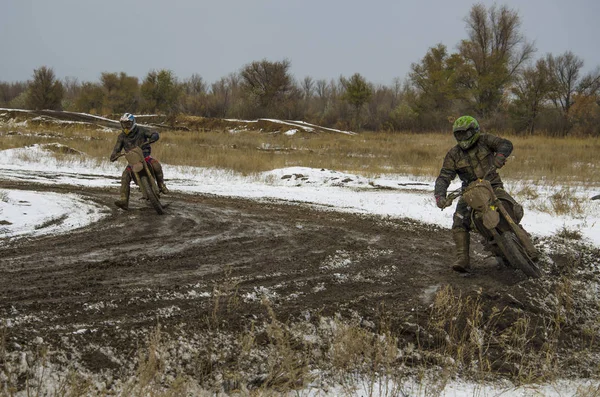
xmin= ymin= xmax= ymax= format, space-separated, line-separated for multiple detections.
xmin=1 ymin=123 xmax=599 ymax=185
xmin=2 ymin=286 xmax=599 ymax=396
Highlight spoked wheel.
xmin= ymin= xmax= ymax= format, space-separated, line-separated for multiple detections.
xmin=500 ymin=231 xmax=541 ymax=278
xmin=140 ymin=175 xmax=164 ymax=215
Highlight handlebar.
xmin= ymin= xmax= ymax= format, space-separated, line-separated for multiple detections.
xmin=439 ymin=164 xmax=499 ymax=210
xmin=441 ymin=189 xmax=462 ymax=209
xmin=113 ymin=140 xmax=153 ymax=160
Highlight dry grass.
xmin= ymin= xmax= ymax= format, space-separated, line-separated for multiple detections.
xmin=2 ymin=300 xmax=599 ymax=396
xmin=3 ymin=122 xmax=599 ymax=185
xmin=422 ymin=284 xmax=578 ymax=385
xmin=120 ymin=326 xmax=190 ymax=397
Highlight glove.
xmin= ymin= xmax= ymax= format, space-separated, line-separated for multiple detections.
xmin=493 ymin=153 xmax=506 ymax=168
xmin=435 ymin=195 xmax=447 ymax=209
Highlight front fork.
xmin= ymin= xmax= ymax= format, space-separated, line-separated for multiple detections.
xmin=494 ymin=199 xmax=538 ymax=259
xmin=130 ymin=160 xmax=159 ymax=199
xmin=142 ymin=160 xmax=161 ymax=197
xmin=483 ymin=198 xmax=538 ymax=260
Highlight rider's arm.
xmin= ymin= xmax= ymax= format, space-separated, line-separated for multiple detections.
xmin=145 ymin=129 xmax=159 ymax=144
xmin=434 ymin=151 xmax=457 ymax=199
xmin=483 ymin=134 xmax=513 ymax=158
xmin=109 ymin=135 xmax=124 ymax=162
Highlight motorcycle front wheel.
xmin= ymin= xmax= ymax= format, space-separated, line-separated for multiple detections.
xmin=140 ymin=175 xmax=164 ymax=215
xmin=500 ymin=231 xmax=541 ymax=278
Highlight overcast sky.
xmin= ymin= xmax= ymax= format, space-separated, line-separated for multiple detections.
xmin=1 ymin=0 xmax=598 ymax=86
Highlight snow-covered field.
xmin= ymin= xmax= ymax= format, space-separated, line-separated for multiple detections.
xmin=1 ymin=143 xmax=598 ymax=247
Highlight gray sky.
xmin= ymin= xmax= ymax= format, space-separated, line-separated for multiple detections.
xmin=1 ymin=0 xmax=598 ymax=86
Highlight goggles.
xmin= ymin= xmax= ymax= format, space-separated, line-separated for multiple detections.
xmin=454 ymin=127 xmax=476 ymax=141
xmin=121 ymin=120 xmax=134 ymax=130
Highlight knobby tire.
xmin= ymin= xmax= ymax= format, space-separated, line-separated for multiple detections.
xmin=501 ymin=231 xmax=541 ymax=278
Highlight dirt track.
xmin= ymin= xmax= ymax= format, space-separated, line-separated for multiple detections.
xmin=1 ymin=181 xmax=599 ymax=388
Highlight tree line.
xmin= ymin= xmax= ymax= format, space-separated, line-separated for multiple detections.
xmin=1 ymin=3 xmax=599 ymax=136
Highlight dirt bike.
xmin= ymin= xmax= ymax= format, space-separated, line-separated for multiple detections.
xmin=115 ymin=144 xmax=164 ymax=215
xmin=442 ymin=177 xmax=542 ymax=278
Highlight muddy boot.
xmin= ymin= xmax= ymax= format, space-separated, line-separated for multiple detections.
xmin=451 ymin=229 xmax=471 ymax=273
xmin=152 ymin=161 xmax=169 ymax=194
xmin=114 ymin=177 xmax=130 ymax=210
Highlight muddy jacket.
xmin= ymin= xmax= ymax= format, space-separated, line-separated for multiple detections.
xmin=110 ymin=125 xmax=159 ymax=161
xmin=434 ymin=133 xmax=513 ymax=198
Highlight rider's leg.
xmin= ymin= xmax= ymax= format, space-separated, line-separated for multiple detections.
xmin=149 ymin=159 xmax=169 ymax=194
xmin=451 ymin=199 xmax=471 ymax=272
xmin=115 ymin=169 xmax=131 ymax=210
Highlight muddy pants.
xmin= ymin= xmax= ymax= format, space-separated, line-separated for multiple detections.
xmin=120 ymin=157 xmax=165 ymax=188
xmin=451 ymin=187 xmax=523 ymax=232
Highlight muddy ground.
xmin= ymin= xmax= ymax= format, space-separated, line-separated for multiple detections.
xmin=1 ymin=180 xmax=600 ymax=393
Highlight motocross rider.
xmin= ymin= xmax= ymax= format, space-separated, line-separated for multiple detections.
xmin=434 ymin=115 xmax=523 ymax=273
xmin=110 ymin=113 xmax=169 ymax=210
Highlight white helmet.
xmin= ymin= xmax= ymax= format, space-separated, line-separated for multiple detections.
xmin=119 ymin=113 xmax=136 ymax=134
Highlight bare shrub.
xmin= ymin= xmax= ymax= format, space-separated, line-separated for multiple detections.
xmin=549 ymin=187 xmax=585 ymax=215
xmin=557 ymin=226 xmax=583 ymax=240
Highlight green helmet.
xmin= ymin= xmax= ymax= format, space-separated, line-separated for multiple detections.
xmin=452 ymin=115 xmax=480 ymax=150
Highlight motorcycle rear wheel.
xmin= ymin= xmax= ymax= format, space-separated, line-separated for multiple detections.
xmin=501 ymin=231 xmax=541 ymax=278
xmin=140 ymin=175 xmax=164 ymax=215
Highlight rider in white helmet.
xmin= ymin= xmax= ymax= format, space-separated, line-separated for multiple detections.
xmin=109 ymin=113 xmax=169 ymax=210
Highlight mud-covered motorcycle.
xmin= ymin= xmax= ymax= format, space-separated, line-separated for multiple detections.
xmin=115 ymin=144 xmax=164 ymax=215
xmin=442 ymin=178 xmax=542 ymax=278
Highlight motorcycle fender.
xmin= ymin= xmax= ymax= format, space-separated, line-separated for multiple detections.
xmin=482 ymin=208 xmax=500 ymax=230
xmin=132 ymin=163 xmax=144 ymax=173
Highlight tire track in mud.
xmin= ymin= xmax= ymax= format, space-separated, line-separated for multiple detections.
xmin=0 ymin=181 xmax=529 ymax=371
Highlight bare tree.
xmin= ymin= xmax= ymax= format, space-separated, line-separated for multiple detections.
xmin=315 ymin=79 xmax=328 ymax=100
xmin=390 ymin=77 xmax=403 ymax=109
xmin=545 ymin=51 xmax=600 ymax=133
xmin=61 ymin=76 xmax=81 ymax=110
xmin=546 ymin=51 xmax=583 ymax=118
xmin=509 ymin=58 xmax=552 ymax=135
xmin=458 ymin=3 xmax=535 ymax=117
xmin=184 ymin=74 xmax=207 ymax=96
xmin=579 ymin=68 xmax=600 ymax=98
xmin=63 ymin=76 xmax=80 ymax=98
xmin=208 ymin=77 xmax=231 ymax=118
xmin=206 ymin=73 xmax=242 ymax=118
xmin=301 ymin=76 xmax=314 ymax=100
xmin=0 ymin=81 xmax=27 ymax=107
xmin=180 ymin=74 xmax=207 ymax=115
xmin=240 ymin=58 xmax=300 ymax=118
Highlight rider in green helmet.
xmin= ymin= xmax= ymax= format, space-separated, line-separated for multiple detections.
xmin=434 ymin=115 xmax=523 ymax=273
xmin=452 ymin=115 xmax=481 ymax=150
